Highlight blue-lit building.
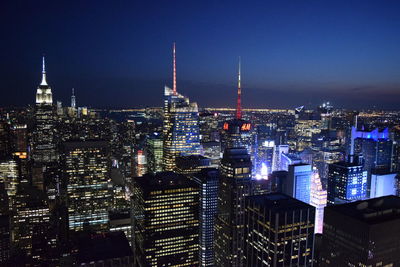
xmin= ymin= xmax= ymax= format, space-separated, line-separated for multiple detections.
xmin=163 ymin=45 xmax=202 ymax=171
xmin=284 ymin=163 xmax=312 ymax=204
xmin=192 ymin=168 xmax=219 ymax=267
xmin=350 ymin=126 xmax=393 ymax=172
xmin=327 ymin=156 xmax=368 ymax=205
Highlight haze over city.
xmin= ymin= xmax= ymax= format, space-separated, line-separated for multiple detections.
xmin=2 ymin=0 xmax=400 ymax=109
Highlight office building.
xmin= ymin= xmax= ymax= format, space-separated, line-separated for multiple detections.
xmin=214 ymin=148 xmax=252 ymax=266
xmin=0 ymin=159 xmax=18 ymax=210
xmin=145 ymin=133 xmax=163 ymax=174
xmin=284 ymin=163 xmax=312 ymax=204
xmin=175 ymin=155 xmax=211 ymax=175
xmin=73 ymin=231 xmax=134 ymax=266
xmin=132 ymin=172 xmax=199 ymax=266
xmin=62 ymin=141 xmax=112 ymax=232
xmin=354 ymin=129 xmax=393 ymax=172
xmin=192 ymin=168 xmax=219 ymax=267
xmin=244 ymin=193 xmax=315 ymax=266
xmin=310 ymin=171 xmax=327 ymax=234
xmin=162 ymin=44 xmax=202 ymax=171
xmin=109 ymin=211 xmax=132 ymax=247
xmin=12 ymin=185 xmax=50 ymax=257
xmin=327 ymin=156 xmax=368 ymax=205
xmin=320 ymin=196 xmax=400 ymax=266
xmin=0 ymin=215 xmax=10 ymax=263
xmin=370 ymin=170 xmax=397 ymax=198
xmin=134 ymin=150 xmax=147 ymax=177
xmin=271 ymin=144 xmax=289 ymax=172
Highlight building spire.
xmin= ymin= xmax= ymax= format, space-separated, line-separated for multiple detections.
xmin=236 ymin=57 xmax=242 ymax=119
xmin=40 ymin=55 xmax=48 ymax=86
xmin=173 ymin=42 xmax=177 ymax=95
xmin=71 ymin=88 xmax=76 ymax=108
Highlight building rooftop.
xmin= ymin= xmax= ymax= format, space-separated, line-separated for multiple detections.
xmin=75 ymin=231 xmax=133 ymax=263
xmin=247 ymin=193 xmax=313 ymax=211
xmin=326 ymin=195 xmax=400 ymax=224
xmin=134 ymin=172 xmax=197 ymax=192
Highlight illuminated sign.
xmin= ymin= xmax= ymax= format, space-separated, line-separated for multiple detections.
xmin=241 ymin=123 xmax=251 ymax=131
xmin=223 ymin=122 xmax=229 ymax=130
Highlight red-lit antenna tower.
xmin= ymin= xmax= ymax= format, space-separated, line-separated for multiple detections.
xmin=236 ymin=57 xmax=242 ymax=119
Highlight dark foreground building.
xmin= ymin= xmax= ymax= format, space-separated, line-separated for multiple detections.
xmin=132 ymin=172 xmax=199 ymax=266
xmin=73 ymin=231 xmax=133 ymax=266
xmin=320 ymin=195 xmax=400 ymax=266
xmin=214 ymin=148 xmax=252 ymax=266
xmin=245 ymin=193 xmax=315 ymax=267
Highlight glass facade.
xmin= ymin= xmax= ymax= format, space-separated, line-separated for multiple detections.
xmin=163 ymin=86 xmax=202 ymax=171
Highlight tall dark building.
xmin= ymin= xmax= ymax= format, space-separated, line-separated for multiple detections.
xmin=327 ymin=156 xmax=367 ymax=205
xmin=192 ymin=168 xmax=219 ymax=267
xmin=244 ymin=193 xmax=315 ymax=266
xmin=220 ymin=61 xmax=256 ymax=172
xmin=62 ymin=141 xmax=112 ymax=232
xmin=132 ymin=172 xmax=200 ymax=266
xmin=32 ymin=57 xmax=57 ymax=163
xmin=12 ymin=184 xmax=50 ymax=257
xmin=320 ymin=195 xmax=400 ymax=266
xmin=0 ymin=215 xmax=10 ymax=263
xmin=214 ymin=148 xmax=252 ymax=267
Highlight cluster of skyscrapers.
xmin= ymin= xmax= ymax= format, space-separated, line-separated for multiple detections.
xmin=0 ymin=44 xmax=400 ymax=266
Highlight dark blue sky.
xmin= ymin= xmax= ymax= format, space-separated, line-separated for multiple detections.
xmin=2 ymin=0 xmax=400 ymax=109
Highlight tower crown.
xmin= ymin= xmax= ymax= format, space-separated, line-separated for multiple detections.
xmin=40 ymin=56 xmax=48 ymax=86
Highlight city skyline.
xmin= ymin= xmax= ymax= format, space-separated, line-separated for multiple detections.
xmin=2 ymin=1 xmax=400 ymax=109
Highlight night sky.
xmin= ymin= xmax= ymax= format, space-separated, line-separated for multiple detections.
xmin=2 ymin=0 xmax=400 ymax=109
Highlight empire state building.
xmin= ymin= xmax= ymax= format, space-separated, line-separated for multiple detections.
xmin=31 ymin=56 xmax=57 ymax=163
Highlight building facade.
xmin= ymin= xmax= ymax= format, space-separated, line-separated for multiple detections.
xmin=132 ymin=172 xmax=199 ymax=267
xmin=62 ymin=141 xmax=112 ymax=231
xmin=192 ymin=168 xmax=219 ymax=267
xmin=244 ymin=193 xmax=315 ymax=266
xmin=320 ymin=196 xmax=400 ymax=266
xmin=214 ymin=148 xmax=252 ymax=266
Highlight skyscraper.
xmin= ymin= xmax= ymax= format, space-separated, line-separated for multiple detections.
xmin=220 ymin=60 xmax=256 ymax=171
xmin=145 ymin=133 xmax=163 ymax=174
xmin=132 ymin=172 xmax=199 ymax=266
xmin=71 ymin=88 xmax=76 ymax=108
xmin=310 ymin=171 xmax=327 ymax=234
xmin=284 ymin=163 xmax=312 ymax=204
xmin=32 ymin=56 xmax=57 ymax=163
xmin=162 ymin=43 xmax=202 ymax=171
xmin=214 ymin=148 xmax=252 ymax=266
xmin=12 ymin=184 xmax=50 ymax=257
xmin=327 ymin=156 xmax=368 ymax=205
xmin=320 ymin=196 xmax=400 ymax=266
xmin=62 ymin=141 xmax=112 ymax=231
xmin=192 ymin=168 xmax=219 ymax=267
xmin=244 ymin=193 xmax=315 ymax=266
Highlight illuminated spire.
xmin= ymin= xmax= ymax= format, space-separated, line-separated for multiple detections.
xmin=40 ymin=55 xmax=48 ymax=86
xmin=173 ymin=42 xmax=177 ymax=94
xmin=236 ymin=57 xmax=242 ymax=119
xmin=71 ymin=88 xmax=76 ymax=108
